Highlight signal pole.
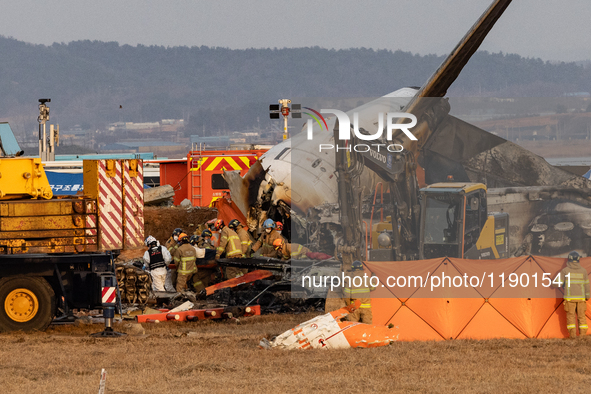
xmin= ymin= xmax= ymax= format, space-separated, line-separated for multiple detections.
xmin=269 ymin=99 xmax=301 ymax=140
xmin=38 ymin=99 xmax=50 ymax=160
xmin=279 ymin=99 xmax=291 ymax=140
xmin=37 ymin=99 xmax=59 ymax=161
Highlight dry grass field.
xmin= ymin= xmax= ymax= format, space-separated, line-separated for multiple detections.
xmin=1 ymin=312 xmax=590 ymax=394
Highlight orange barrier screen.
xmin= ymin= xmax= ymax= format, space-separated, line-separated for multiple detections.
xmin=365 ymin=256 xmax=591 ymax=340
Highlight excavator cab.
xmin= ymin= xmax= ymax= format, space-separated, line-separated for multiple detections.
xmin=419 ymin=182 xmax=509 ymax=259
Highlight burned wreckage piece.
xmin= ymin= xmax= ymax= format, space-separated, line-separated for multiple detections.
xmin=224 ymin=0 xmax=591 ymax=260
xmin=135 ymin=305 xmax=261 ymax=323
xmin=210 ymin=256 xmax=340 ymax=313
xmin=260 ymin=301 xmax=399 ymax=350
xmin=488 ymin=187 xmax=591 ymax=257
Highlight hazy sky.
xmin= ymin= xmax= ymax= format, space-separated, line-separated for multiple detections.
xmin=1 ymin=0 xmax=589 ymax=62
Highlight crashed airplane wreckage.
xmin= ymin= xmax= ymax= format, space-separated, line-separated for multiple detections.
xmin=219 ymin=0 xmax=591 ymax=344
xmin=210 ymin=257 xmax=341 ymax=313
xmin=260 ymin=301 xmax=398 ymax=350
xmin=117 ymin=259 xmax=339 ymax=315
xmin=224 ymin=0 xmax=591 ymax=261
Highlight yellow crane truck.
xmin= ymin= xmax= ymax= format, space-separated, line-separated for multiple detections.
xmin=0 ymin=114 xmax=141 ymax=332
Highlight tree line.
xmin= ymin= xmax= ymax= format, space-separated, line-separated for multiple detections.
xmin=1 ymin=35 xmax=590 ymax=138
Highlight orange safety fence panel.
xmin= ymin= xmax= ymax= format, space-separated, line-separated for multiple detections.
xmin=488 ymin=298 xmax=562 ymax=338
xmin=366 ymin=258 xmax=445 ymax=301
xmin=489 ymin=257 xmax=562 ymax=299
xmin=536 ymin=301 xmax=570 ymax=339
xmin=366 ymin=265 xmax=404 ymax=325
xmin=404 ymin=260 xmax=485 ymax=340
xmin=371 ymin=297 xmax=402 ymax=326
xmin=410 ymin=259 xmax=486 ymax=299
xmin=457 ymin=302 xmax=527 ymax=340
xmin=387 ymin=305 xmax=445 ymax=341
xmin=449 ymin=256 xmax=528 ymax=298
xmin=407 ymin=298 xmax=484 ymax=341
xmin=367 ymin=255 xmax=590 ymax=341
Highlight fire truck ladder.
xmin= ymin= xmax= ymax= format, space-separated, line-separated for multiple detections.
xmin=190 ymin=144 xmax=204 ymax=206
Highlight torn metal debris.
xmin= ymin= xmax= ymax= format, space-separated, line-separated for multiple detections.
xmin=260 ymin=302 xmax=399 ymax=350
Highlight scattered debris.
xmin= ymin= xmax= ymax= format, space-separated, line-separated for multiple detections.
xmin=135 ymin=305 xmax=260 ymax=323
xmin=144 ymin=185 xmax=175 ymax=206
xmin=260 ymin=302 xmax=399 ymax=350
xmin=170 ymin=301 xmax=194 ymax=313
xmin=205 ymin=270 xmax=274 ymax=296
xmin=74 ymin=316 xmax=94 ymax=326
xmin=180 ymin=198 xmax=193 ymax=208
xmin=116 ymin=263 xmax=153 ymax=304
xmin=98 ymin=369 xmax=107 ymax=394
xmin=123 ymin=323 xmax=146 ymax=336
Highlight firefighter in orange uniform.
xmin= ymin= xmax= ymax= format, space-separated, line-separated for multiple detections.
xmin=164 ymin=228 xmax=183 ymax=290
xmin=342 ymin=260 xmax=373 ymax=324
xmin=229 ymin=219 xmax=253 ymax=256
xmin=173 ymin=233 xmax=197 ymax=293
xmin=252 ymin=219 xmax=282 ymax=258
xmin=206 ymin=219 xmax=221 ymax=248
xmin=214 ymin=219 xmax=245 ymax=278
xmin=165 ymin=228 xmax=183 ymax=254
xmin=554 ymin=251 xmax=590 ymax=338
xmin=272 ymin=238 xmax=311 ymax=260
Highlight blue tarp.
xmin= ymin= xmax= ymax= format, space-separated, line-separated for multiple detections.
xmin=584 ymin=169 xmax=591 ymax=179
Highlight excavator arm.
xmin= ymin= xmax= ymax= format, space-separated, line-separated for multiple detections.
xmin=336 ymin=0 xmax=514 ymax=261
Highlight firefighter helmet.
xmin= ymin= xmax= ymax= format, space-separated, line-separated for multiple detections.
xmin=189 ymin=235 xmax=199 ymax=245
xmin=178 ymin=233 xmax=189 ymax=243
xmin=352 ymin=260 xmax=364 ymax=271
xmin=144 ymin=235 xmax=157 ymax=247
xmin=228 ymin=219 xmax=241 ymax=229
xmin=207 ymin=219 xmax=217 ymax=230
xmin=568 ymin=251 xmax=580 ymax=263
xmin=214 ymin=219 xmax=224 ymax=231
xmin=201 ymin=229 xmax=212 ymax=238
xmin=172 ymin=228 xmax=183 ymax=236
xmin=263 ymin=219 xmax=276 ymax=229
xmin=276 ymin=221 xmax=283 ymax=230
xmin=273 ymin=238 xmax=284 ymax=249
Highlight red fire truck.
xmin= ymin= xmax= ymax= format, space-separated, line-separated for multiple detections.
xmin=156 ymin=148 xmax=268 ymax=207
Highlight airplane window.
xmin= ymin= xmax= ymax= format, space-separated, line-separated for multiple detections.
xmin=274 ymin=148 xmax=290 ymax=160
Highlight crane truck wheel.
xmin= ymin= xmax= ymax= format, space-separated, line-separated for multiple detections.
xmin=0 ymin=276 xmax=56 ymax=332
